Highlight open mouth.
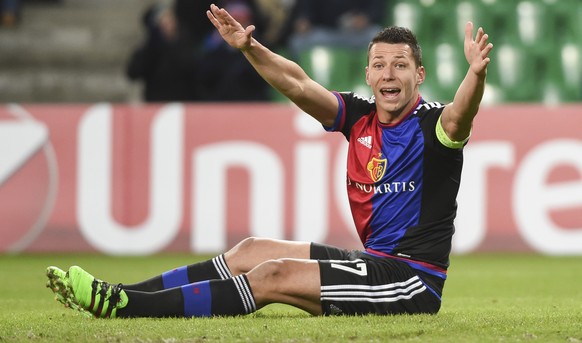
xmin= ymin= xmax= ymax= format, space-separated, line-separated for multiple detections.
xmin=380 ymin=88 xmax=401 ymax=98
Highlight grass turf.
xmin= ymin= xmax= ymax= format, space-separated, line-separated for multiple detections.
xmin=0 ymin=253 xmax=581 ymax=342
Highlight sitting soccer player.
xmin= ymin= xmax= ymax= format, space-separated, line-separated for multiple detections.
xmin=46 ymin=4 xmax=492 ymax=318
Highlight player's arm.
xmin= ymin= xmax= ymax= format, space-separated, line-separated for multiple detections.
xmin=206 ymin=4 xmax=338 ymax=127
xmin=440 ymin=22 xmax=493 ymax=142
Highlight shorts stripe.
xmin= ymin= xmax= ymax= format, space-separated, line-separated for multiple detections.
xmin=322 ymin=275 xmax=420 ymax=291
xmin=321 ymin=276 xmax=426 ymax=303
xmin=325 ymin=259 xmax=365 ymax=264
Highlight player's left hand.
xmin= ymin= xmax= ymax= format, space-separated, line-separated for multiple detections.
xmin=207 ymin=4 xmax=255 ymax=51
xmin=464 ymin=22 xmax=493 ymax=77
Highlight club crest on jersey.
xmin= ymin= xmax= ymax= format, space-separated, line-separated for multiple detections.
xmin=367 ymin=155 xmax=387 ymax=182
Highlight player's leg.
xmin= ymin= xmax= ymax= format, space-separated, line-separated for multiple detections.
xmin=246 ymin=258 xmax=322 ymax=315
xmin=122 ymin=237 xmax=311 ymax=292
xmin=130 ymin=242 xmax=352 ymax=317
xmin=46 ymin=242 xmax=340 ymax=318
xmin=117 ymin=243 xmax=331 ymax=317
xmin=135 ymin=244 xmax=374 ymax=318
xmin=50 ymin=257 xmax=321 ymax=318
xmin=117 ymin=257 xmax=322 ymax=318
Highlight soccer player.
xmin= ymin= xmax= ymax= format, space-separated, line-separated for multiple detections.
xmin=46 ymin=4 xmax=493 ymax=318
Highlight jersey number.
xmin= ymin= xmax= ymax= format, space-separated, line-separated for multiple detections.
xmin=330 ymin=262 xmax=368 ymax=276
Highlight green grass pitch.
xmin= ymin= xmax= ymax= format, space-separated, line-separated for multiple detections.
xmin=1 ymin=253 xmax=581 ymax=342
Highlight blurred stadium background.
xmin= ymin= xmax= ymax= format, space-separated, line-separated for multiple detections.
xmin=0 ymin=0 xmax=581 ymax=256
xmin=0 ymin=0 xmax=580 ymax=104
xmin=2 ymin=4 xmax=581 ymax=339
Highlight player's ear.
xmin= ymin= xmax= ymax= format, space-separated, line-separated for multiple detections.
xmin=365 ymin=66 xmax=371 ymax=86
xmin=416 ymin=66 xmax=425 ymax=85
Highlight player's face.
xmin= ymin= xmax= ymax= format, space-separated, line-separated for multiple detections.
xmin=366 ymin=42 xmax=425 ymax=122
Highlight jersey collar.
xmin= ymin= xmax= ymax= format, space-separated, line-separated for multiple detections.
xmin=376 ymin=95 xmax=423 ymax=128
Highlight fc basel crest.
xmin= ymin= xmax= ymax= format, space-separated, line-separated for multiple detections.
xmin=367 ymin=154 xmax=387 ymax=183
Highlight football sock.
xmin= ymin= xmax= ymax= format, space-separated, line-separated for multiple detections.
xmin=116 ymin=288 xmax=184 ymax=318
xmin=117 ymin=275 xmax=256 ymax=318
xmin=122 ymin=255 xmax=233 ymax=292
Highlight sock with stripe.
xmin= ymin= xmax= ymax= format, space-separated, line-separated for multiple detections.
xmin=122 ymin=255 xmax=233 ymax=292
xmin=117 ymin=275 xmax=256 ymax=318
xmin=181 ymin=275 xmax=257 ymax=317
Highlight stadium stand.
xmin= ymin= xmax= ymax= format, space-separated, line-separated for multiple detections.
xmin=0 ymin=0 xmax=579 ymax=104
xmin=0 ymin=0 xmax=156 ymax=103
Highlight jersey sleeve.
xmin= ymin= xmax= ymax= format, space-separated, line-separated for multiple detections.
xmin=417 ymin=103 xmax=455 ymax=148
xmin=323 ymin=91 xmax=376 ymax=141
xmin=323 ymin=92 xmax=347 ymax=133
xmin=415 ymin=102 xmax=471 ymax=150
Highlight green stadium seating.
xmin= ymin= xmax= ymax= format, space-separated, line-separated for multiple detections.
xmin=552 ymin=0 xmax=582 ymax=45
xmin=298 ymin=46 xmax=369 ymax=93
xmin=279 ymin=0 xmax=582 ymax=103
xmin=423 ymin=42 xmax=465 ymax=103
xmin=543 ymin=43 xmax=582 ymax=104
xmin=390 ymin=0 xmax=433 ymax=40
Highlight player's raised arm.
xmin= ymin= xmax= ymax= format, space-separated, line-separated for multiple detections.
xmin=206 ymin=4 xmax=338 ymax=127
xmin=440 ymin=22 xmax=493 ymax=142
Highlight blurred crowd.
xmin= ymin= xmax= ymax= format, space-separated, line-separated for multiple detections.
xmin=0 ymin=0 xmax=61 ymax=27
xmin=125 ymin=0 xmax=389 ymax=103
xmin=2 ymin=0 xmax=580 ymax=104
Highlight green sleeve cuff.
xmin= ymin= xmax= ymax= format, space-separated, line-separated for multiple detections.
xmin=436 ymin=115 xmax=470 ymax=149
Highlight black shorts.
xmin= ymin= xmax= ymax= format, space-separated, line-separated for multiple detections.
xmin=311 ymin=243 xmax=444 ymax=316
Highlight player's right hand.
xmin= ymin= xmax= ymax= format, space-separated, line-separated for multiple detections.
xmin=206 ymin=4 xmax=255 ymax=51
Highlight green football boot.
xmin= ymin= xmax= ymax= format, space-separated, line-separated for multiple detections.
xmin=46 ymin=266 xmax=66 ymax=293
xmin=46 ymin=266 xmax=70 ymax=306
xmin=66 ymin=265 xmax=129 ymax=318
xmin=46 ymin=266 xmax=89 ymax=315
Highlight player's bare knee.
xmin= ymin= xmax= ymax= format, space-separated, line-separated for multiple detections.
xmin=224 ymin=237 xmax=263 ymax=274
xmin=226 ymin=237 xmax=259 ymax=258
xmin=252 ymin=259 xmax=291 ymax=290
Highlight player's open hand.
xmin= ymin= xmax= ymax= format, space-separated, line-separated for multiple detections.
xmin=464 ymin=22 xmax=493 ymax=76
xmin=207 ymin=4 xmax=255 ymax=51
